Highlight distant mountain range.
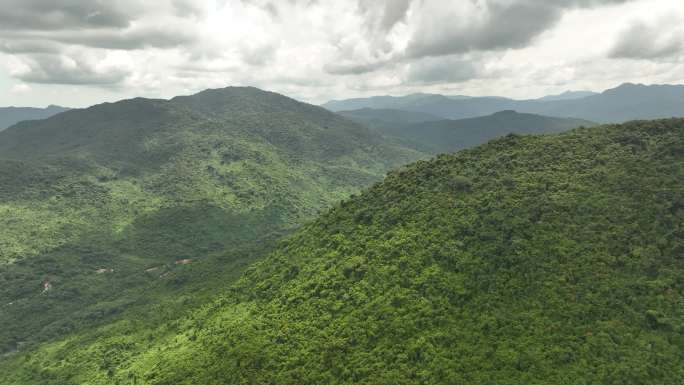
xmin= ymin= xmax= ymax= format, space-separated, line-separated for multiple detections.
xmin=339 ymin=109 xmax=596 ymax=153
xmin=537 ymin=90 xmax=598 ymax=101
xmin=0 ymin=105 xmax=69 ymax=131
xmin=325 ymin=83 xmax=684 ymax=123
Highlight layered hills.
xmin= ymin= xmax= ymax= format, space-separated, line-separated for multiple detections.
xmin=0 ymin=87 xmax=424 ymax=359
xmin=339 ymin=109 xmax=595 ymax=153
xmin=325 ymin=83 xmax=684 ymax=123
xmin=0 ymin=105 xmax=69 ymax=131
xmin=4 ymin=118 xmax=682 ymax=384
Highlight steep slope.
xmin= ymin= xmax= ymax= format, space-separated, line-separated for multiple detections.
xmin=0 ymin=105 xmax=69 ymax=131
xmin=343 ymin=109 xmax=595 ymax=154
xmin=6 ymin=118 xmax=682 ymax=384
xmin=324 ymin=83 xmax=684 ymax=122
xmin=0 ymin=87 xmax=425 ymax=357
xmin=337 ymin=108 xmax=445 ymax=152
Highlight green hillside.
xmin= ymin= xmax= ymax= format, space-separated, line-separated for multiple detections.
xmin=4 ymin=118 xmax=682 ymax=384
xmin=336 ymin=108 xmax=444 ymax=152
xmin=0 ymin=87 xmax=425 ymax=361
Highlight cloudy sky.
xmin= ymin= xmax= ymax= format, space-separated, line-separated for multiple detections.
xmin=1 ymin=0 xmax=683 ymax=107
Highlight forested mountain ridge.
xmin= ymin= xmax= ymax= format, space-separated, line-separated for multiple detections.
xmin=5 ymin=118 xmax=682 ymax=384
xmin=337 ymin=108 xmax=443 ymax=125
xmin=325 ymin=83 xmax=684 ymax=123
xmin=340 ymin=109 xmax=596 ymax=154
xmin=0 ymin=87 xmax=425 ymax=361
xmin=323 ymin=93 xmax=458 ymax=112
xmin=0 ymin=105 xmax=69 ymax=131
xmin=537 ymin=90 xmax=598 ymax=101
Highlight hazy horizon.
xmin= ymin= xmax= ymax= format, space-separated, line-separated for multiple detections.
xmin=3 ymin=81 xmax=681 ymax=111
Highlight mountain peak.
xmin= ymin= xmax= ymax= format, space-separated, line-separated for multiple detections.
xmin=606 ymin=82 xmax=684 ymax=92
xmin=538 ymin=90 xmax=598 ymax=101
xmin=492 ymin=109 xmax=518 ymax=115
xmin=169 ymin=85 xmax=322 ymax=117
xmin=613 ymin=82 xmax=643 ymax=90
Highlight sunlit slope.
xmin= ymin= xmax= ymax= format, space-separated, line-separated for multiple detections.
xmin=0 ymin=87 xmax=425 ymax=357
xmin=83 ymin=118 xmax=684 ymax=385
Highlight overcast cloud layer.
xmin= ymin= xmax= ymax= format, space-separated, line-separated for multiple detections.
xmin=0 ymin=0 xmax=682 ymax=107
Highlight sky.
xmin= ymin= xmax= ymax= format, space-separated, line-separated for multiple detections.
xmin=0 ymin=0 xmax=683 ymax=108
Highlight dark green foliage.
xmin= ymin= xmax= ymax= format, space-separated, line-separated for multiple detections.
xmin=17 ymin=118 xmax=678 ymax=385
xmin=0 ymin=87 xmax=425 ymax=372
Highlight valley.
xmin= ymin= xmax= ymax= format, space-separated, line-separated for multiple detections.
xmin=0 ymin=87 xmax=425 ymax=365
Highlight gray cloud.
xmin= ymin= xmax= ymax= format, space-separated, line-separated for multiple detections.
xmin=407 ymin=2 xmax=560 ymax=58
xmin=358 ymin=0 xmax=413 ymax=33
xmin=610 ymin=18 xmax=684 ymax=59
xmin=406 ymin=0 xmax=635 ymax=59
xmin=242 ymin=41 xmax=280 ymax=66
xmin=320 ymin=0 xmax=414 ymax=76
xmin=0 ymin=40 xmax=62 ymax=54
xmin=170 ymin=0 xmax=209 ymax=18
xmin=379 ymin=0 xmax=413 ymax=31
xmin=0 ymin=0 xmax=207 ymax=31
xmin=56 ymin=28 xmax=197 ymax=50
xmin=15 ymin=54 xmax=130 ymax=85
xmin=0 ymin=0 xmax=140 ymax=31
xmin=0 ymin=1 xmax=204 ymax=50
xmin=240 ymin=0 xmax=320 ymax=19
xmin=324 ymin=60 xmax=391 ymax=75
xmin=406 ymin=57 xmax=481 ymax=84
xmin=325 ymin=0 xmax=637 ymax=77
xmin=2 ymin=28 xmax=197 ymax=51
xmin=0 ymin=0 xmax=206 ymax=86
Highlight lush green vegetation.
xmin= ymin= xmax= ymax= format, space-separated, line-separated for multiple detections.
xmin=3 ymin=118 xmax=681 ymax=384
xmin=0 ymin=87 xmax=424 ymax=364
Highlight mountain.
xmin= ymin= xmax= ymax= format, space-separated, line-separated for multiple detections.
xmin=0 ymin=105 xmax=69 ymax=131
xmin=323 ymin=93 xmax=459 ymax=112
xmin=341 ymin=109 xmax=596 ymax=154
xmin=324 ymin=83 xmax=684 ymax=123
xmin=337 ymin=108 xmax=443 ymax=125
xmin=532 ymin=83 xmax=684 ymax=122
xmin=8 ymin=118 xmax=681 ymax=384
xmin=0 ymin=87 xmax=425 ymax=362
xmin=537 ymin=90 xmax=598 ymax=101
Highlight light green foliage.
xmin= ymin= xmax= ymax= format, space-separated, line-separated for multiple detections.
xmin=8 ymin=118 xmax=678 ymax=385
xmin=0 ymin=87 xmax=425 ymax=368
